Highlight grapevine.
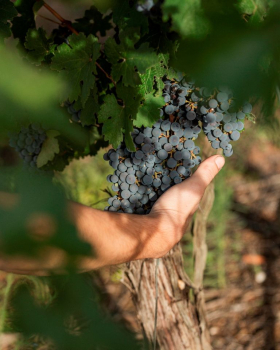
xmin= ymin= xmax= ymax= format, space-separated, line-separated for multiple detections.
xmin=1 ymin=0 xmax=279 ymax=348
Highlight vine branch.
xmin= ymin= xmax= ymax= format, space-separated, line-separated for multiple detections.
xmin=38 ymin=1 xmax=117 ymax=87
xmin=41 ymin=2 xmax=79 ymax=35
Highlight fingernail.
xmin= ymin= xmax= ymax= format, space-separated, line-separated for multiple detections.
xmin=215 ymin=156 xmax=225 ymax=170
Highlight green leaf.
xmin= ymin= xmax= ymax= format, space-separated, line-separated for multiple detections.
xmin=162 ymin=0 xmax=209 ymax=38
xmin=134 ymin=93 xmax=164 ymax=128
xmin=37 ymin=130 xmax=60 ymax=168
xmin=24 ymin=28 xmax=51 ymax=65
xmin=93 ymin=0 xmax=148 ymax=34
xmin=12 ymin=0 xmax=37 ymax=43
xmin=98 ymin=95 xmax=135 ymax=149
xmin=237 ymin=0 xmax=276 ymax=21
xmin=112 ymin=1 xmax=148 ymax=35
xmin=76 ymin=87 xmax=100 ymax=127
xmin=117 ymin=84 xmax=143 ymax=121
xmin=0 ymin=0 xmax=17 ymax=22
xmin=32 ymin=0 xmax=44 ymax=17
xmin=140 ymin=53 xmax=169 ymax=96
xmin=0 ymin=0 xmax=17 ymax=38
xmin=74 ymin=6 xmax=112 ymax=37
xmin=105 ymin=37 xmax=158 ymax=86
xmin=51 ymin=33 xmax=101 ymax=106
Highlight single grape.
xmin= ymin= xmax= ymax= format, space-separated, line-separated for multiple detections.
xmin=184 ymin=140 xmax=195 ymax=150
xmin=162 ymin=176 xmax=171 ymax=185
xmin=161 ymin=120 xmax=171 ymax=131
xmin=206 ymin=113 xmax=216 ymax=123
xmin=174 ymin=151 xmax=183 ymax=161
xmin=224 ymin=123 xmax=233 ymax=132
xmin=125 ymin=158 xmax=133 ymax=167
xmin=211 ymin=140 xmax=220 ymax=149
xmin=135 ymin=134 xmax=144 ymax=144
xmin=163 ymin=143 xmax=172 ymax=152
xmin=217 ymin=92 xmax=228 ymax=102
xmin=167 ymin=158 xmax=177 ymax=168
xmin=169 ymin=135 xmax=179 ymax=146
xmin=126 ymin=175 xmax=136 ymax=185
xmin=142 ymin=175 xmax=153 ymax=185
xmin=237 ymin=111 xmax=245 ymax=119
xmin=109 ymin=152 xmax=118 ymax=162
xmin=242 ymin=103 xmax=252 ymax=114
xmin=237 ymin=121 xmax=244 ymax=130
xmin=181 ymin=150 xmax=191 ymax=159
xmin=209 ymin=99 xmax=218 ymax=108
xmin=174 ymin=177 xmax=182 ymax=184
xmin=230 ymin=130 xmax=240 ymax=141
xmin=155 ymin=149 xmax=168 ymax=161
xmin=177 ymin=166 xmax=187 ymax=175
xmin=187 ymin=111 xmax=196 ymax=121
xmin=165 ymin=105 xmax=175 ymax=115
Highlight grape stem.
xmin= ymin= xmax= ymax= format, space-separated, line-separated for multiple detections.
xmin=95 ymin=62 xmax=117 ymax=88
xmin=38 ymin=1 xmax=117 ymax=88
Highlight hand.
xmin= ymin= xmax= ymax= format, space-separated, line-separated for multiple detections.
xmin=145 ymin=155 xmax=225 ymax=259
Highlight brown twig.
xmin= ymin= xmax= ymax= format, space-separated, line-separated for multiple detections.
xmin=41 ymin=2 xmax=79 ymax=35
xmin=38 ymin=1 xmax=117 ymax=87
xmin=95 ymin=62 xmax=117 ymax=88
xmin=38 ymin=14 xmax=61 ymax=26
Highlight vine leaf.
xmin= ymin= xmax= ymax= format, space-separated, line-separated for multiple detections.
xmin=116 ymin=85 xmax=143 ymax=122
xmin=51 ymin=33 xmax=100 ymax=107
xmin=140 ymin=53 xmax=170 ymax=96
xmin=74 ymin=6 xmax=112 ymax=37
xmin=162 ymin=0 xmax=208 ymax=38
xmin=112 ymin=1 xmax=149 ymax=35
xmin=11 ymin=0 xmax=38 ymax=43
xmin=105 ymin=34 xmax=158 ymax=87
xmin=24 ymin=28 xmax=51 ymax=65
xmin=98 ymin=95 xmax=135 ymax=150
xmin=237 ymin=0 xmax=275 ymax=21
xmin=37 ymin=130 xmax=60 ymax=168
xmin=0 ymin=0 xmax=17 ymax=38
xmin=74 ymin=87 xmax=100 ymax=127
xmin=134 ymin=93 xmax=164 ymax=128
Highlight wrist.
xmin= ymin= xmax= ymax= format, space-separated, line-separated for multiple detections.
xmin=137 ymin=212 xmax=175 ymax=260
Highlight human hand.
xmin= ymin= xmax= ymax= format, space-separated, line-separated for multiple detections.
xmin=145 ymin=155 xmax=225 ymax=259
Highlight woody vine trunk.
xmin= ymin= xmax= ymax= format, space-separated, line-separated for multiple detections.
xmin=123 ymin=183 xmax=214 ymax=350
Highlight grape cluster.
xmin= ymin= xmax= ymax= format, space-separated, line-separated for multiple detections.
xmin=9 ymin=124 xmax=47 ymax=167
xmin=64 ymin=101 xmax=81 ymax=123
xmin=103 ymin=80 xmax=203 ymax=214
xmin=104 ymin=78 xmax=251 ymax=214
xmin=196 ymin=87 xmax=252 ymax=157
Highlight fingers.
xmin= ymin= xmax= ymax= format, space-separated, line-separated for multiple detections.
xmin=182 ymin=155 xmax=225 ymax=208
xmin=150 ymin=155 xmax=225 ymax=218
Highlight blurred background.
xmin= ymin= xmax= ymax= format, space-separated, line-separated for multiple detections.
xmin=1 ymin=1 xmax=280 ymax=349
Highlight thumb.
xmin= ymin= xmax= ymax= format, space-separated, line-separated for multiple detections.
xmin=186 ymin=155 xmax=225 ymax=198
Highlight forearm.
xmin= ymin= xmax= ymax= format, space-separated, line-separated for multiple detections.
xmin=0 ymin=198 xmax=161 ymax=276
xmin=68 ymin=201 xmax=159 ymax=271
